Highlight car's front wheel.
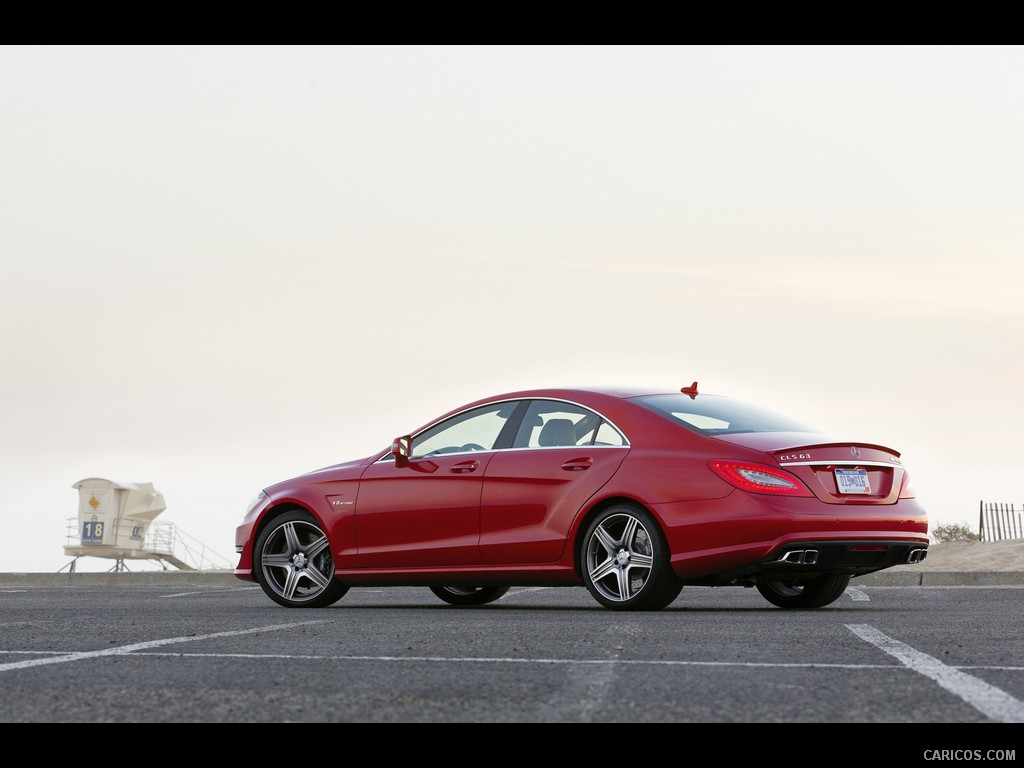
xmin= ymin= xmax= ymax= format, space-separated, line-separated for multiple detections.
xmin=581 ymin=504 xmax=682 ymax=611
xmin=429 ymin=586 xmax=510 ymax=606
xmin=253 ymin=510 xmax=349 ymax=608
xmin=756 ymin=573 xmax=851 ymax=609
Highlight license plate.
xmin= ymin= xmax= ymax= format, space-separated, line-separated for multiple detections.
xmin=835 ymin=468 xmax=871 ymax=494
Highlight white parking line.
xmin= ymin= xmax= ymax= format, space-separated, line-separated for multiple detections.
xmin=845 ymin=587 xmax=870 ymax=601
xmin=160 ymin=587 xmax=263 ymax=598
xmin=847 ymin=624 xmax=1024 ymax=723
xmin=0 ymin=621 xmax=329 ymax=673
xmin=502 ymin=587 xmax=550 ymax=599
xmin=4 ymin=647 xmax=1023 ymax=674
xmin=10 ymin=651 xmax=909 ymax=668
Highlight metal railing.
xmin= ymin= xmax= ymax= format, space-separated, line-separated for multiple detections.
xmin=978 ymin=502 xmax=1023 ymax=543
xmin=145 ymin=521 xmax=235 ymax=570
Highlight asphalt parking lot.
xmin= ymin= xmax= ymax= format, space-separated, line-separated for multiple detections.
xmin=1 ymin=578 xmax=1023 ymax=742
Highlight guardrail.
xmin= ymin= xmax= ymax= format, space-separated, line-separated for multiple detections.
xmin=979 ymin=502 xmax=1023 ymax=542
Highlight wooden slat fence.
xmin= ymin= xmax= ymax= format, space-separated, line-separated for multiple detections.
xmin=979 ymin=502 xmax=1023 ymax=542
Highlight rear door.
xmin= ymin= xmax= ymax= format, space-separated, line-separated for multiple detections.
xmin=479 ymin=399 xmax=629 ymax=564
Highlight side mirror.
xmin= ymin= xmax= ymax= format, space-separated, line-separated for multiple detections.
xmin=391 ymin=435 xmax=412 ymax=466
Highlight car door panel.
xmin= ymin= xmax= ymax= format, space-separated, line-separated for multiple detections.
xmin=354 ymin=453 xmax=493 ymax=568
xmin=479 ymin=448 xmax=628 ymax=564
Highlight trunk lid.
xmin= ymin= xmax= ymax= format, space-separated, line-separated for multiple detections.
xmin=712 ymin=431 xmax=907 ymax=504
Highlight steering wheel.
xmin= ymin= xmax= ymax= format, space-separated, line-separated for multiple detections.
xmin=460 ymin=443 xmax=486 ymax=452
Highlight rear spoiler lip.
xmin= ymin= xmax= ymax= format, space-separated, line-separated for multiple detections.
xmin=710 ymin=431 xmax=901 ymax=457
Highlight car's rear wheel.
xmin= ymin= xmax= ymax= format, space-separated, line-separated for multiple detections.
xmin=429 ymin=586 xmax=510 ymax=606
xmin=756 ymin=573 xmax=851 ymax=609
xmin=581 ymin=504 xmax=683 ymax=611
xmin=253 ymin=510 xmax=349 ymax=608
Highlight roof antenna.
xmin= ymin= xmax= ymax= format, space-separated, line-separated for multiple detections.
xmin=681 ymin=381 xmax=699 ymax=399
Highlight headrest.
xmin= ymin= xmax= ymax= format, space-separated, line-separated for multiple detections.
xmin=538 ymin=418 xmax=576 ymax=447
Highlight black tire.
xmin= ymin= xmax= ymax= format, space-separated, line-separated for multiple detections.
xmin=429 ymin=586 xmax=510 ymax=606
xmin=756 ymin=573 xmax=851 ymax=609
xmin=253 ymin=510 xmax=349 ymax=608
xmin=581 ymin=504 xmax=683 ymax=611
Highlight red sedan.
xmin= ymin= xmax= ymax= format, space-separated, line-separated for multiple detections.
xmin=234 ymin=384 xmax=928 ymax=611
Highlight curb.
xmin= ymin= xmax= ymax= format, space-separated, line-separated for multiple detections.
xmin=1 ymin=571 xmax=1023 ymax=587
xmin=0 ymin=571 xmax=243 ymax=588
xmin=851 ymin=570 xmax=1024 ymax=587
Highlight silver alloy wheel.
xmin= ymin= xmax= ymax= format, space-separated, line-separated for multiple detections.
xmin=260 ymin=519 xmax=334 ymax=603
xmin=585 ymin=512 xmax=655 ymax=603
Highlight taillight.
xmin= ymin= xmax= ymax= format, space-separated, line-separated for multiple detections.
xmin=707 ymin=460 xmax=813 ymax=497
xmin=898 ymin=469 xmax=916 ymax=499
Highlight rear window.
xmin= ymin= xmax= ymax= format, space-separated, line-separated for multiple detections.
xmin=631 ymin=394 xmax=818 ymax=436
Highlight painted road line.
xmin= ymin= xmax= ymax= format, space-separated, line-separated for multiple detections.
xmin=74 ymin=652 xmax=910 ymax=668
xmin=845 ymin=587 xmax=870 ymax=601
xmin=502 ymin=587 xmax=551 ymax=600
xmin=847 ymin=624 xmax=1024 ymax=724
xmin=0 ymin=620 xmax=329 ymax=673
xmin=161 ymin=587 xmax=263 ymax=598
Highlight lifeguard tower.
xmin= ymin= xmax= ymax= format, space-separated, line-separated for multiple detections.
xmin=62 ymin=477 xmax=192 ymax=572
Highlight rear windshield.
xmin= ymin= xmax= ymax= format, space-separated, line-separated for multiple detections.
xmin=631 ymin=394 xmax=819 ymax=436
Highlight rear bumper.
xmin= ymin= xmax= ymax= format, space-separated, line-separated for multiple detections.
xmin=676 ymin=537 xmax=929 ymax=586
xmin=693 ymin=538 xmax=929 ymax=586
xmin=757 ymin=540 xmax=928 ymax=573
xmin=653 ymin=492 xmax=929 ymax=582
xmin=679 ymin=540 xmax=929 ymax=589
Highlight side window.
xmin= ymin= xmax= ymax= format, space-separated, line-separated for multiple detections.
xmin=512 ymin=400 xmax=626 ymax=448
xmin=594 ymin=421 xmax=626 ymax=446
xmin=412 ymin=404 xmax=514 ymax=457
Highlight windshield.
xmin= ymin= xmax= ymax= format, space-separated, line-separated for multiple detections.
xmin=631 ymin=393 xmax=819 ymax=436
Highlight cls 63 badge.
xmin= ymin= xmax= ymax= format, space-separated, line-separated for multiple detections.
xmin=779 ymin=453 xmax=811 ymax=461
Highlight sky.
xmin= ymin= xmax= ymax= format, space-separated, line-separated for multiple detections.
xmin=2 ymin=45 xmax=1022 ymax=573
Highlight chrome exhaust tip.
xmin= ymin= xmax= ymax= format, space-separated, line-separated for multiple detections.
xmin=778 ymin=549 xmax=818 ymax=565
xmin=907 ymin=548 xmax=928 ymax=564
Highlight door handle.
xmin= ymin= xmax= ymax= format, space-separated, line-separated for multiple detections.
xmin=450 ymin=460 xmax=479 ymax=473
xmin=561 ymin=458 xmax=592 ymax=471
